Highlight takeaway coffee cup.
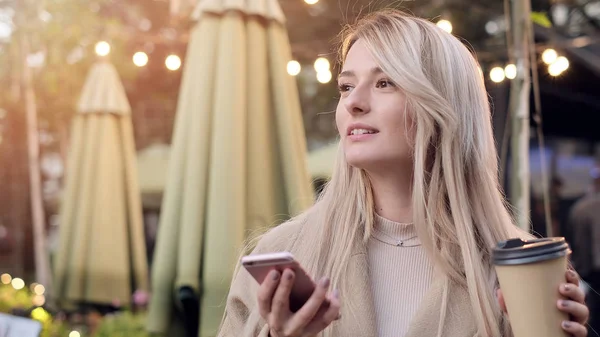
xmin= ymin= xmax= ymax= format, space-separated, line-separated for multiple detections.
xmin=493 ymin=237 xmax=572 ymax=337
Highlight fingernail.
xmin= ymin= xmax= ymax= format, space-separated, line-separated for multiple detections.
xmin=333 ymin=289 xmax=340 ymax=299
xmin=559 ymin=300 xmax=568 ymax=308
xmin=320 ymin=277 xmax=330 ymax=288
xmin=562 ymin=321 xmax=571 ymax=328
xmin=563 ymin=284 xmax=570 ymax=291
xmin=286 ymin=270 xmax=294 ymax=280
xmin=271 ymin=271 xmax=280 ymax=281
xmin=568 ymin=270 xmax=576 ymax=278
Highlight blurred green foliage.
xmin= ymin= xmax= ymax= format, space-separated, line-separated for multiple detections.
xmin=0 ymin=282 xmax=74 ymax=337
xmin=94 ymin=311 xmax=149 ymax=337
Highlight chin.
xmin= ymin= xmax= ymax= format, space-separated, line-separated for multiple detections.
xmin=345 ymin=155 xmax=382 ymax=170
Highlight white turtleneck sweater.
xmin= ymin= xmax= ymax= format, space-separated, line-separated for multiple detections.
xmin=368 ymin=214 xmax=435 ymax=337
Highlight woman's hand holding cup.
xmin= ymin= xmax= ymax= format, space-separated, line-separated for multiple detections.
xmin=497 ymin=269 xmax=589 ymax=337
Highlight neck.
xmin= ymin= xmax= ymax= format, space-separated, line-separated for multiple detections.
xmin=367 ymin=165 xmax=413 ymax=223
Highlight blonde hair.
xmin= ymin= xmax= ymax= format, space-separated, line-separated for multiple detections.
xmin=290 ymin=9 xmax=530 ymax=337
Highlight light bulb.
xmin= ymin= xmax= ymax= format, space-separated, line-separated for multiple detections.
xmin=504 ymin=64 xmax=517 ymax=79
xmin=165 ymin=55 xmax=181 ymax=71
xmin=11 ymin=278 xmax=25 ymax=290
xmin=436 ymin=20 xmax=453 ymax=34
xmin=490 ymin=67 xmax=506 ymax=83
xmin=542 ymin=49 xmax=558 ymax=65
xmin=316 ymin=70 xmax=332 ymax=84
xmin=95 ymin=41 xmax=110 ymax=57
xmin=554 ymin=56 xmax=569 ymax=72
xmin=287 ymin=60 xmax=301 ymax=76
xmin=133 ymin=52 xmax=148 ymax=67
xmin=313 ymin=57 xmax=330 ymax=72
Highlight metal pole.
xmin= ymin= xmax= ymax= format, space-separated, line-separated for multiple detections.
xmin=508 ymin=0 xmax=532 ymax=231
xmin=19 ymin=0 xmax=53 ymax=290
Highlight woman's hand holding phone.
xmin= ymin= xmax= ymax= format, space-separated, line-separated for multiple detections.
xmin=257 ymin=269 xmax=341 ymax=337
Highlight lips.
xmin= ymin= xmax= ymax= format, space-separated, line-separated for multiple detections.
xmin=347 ymin=123 xmax=379 ymax=136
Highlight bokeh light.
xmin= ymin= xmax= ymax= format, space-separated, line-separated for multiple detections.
xmin=554 ymin=56 xmax=569 ymax=72
xmin=313 ymin=57 xmax=330 ymax=73
xmin=316 ymin=70 xmax=332 ymax=83
xmin=32 ymin=295 xmax=46 ymax=306
xmin=490 ymin=67 xmax=506 ymax=83
xmin=34 ymin=284 xmax=46 ymax=295
xmin=95 ymin=41 xmax=110 ymax=57
xmin=542 ymin=48 xmax=558 ymax=65
xmin=436 ymin=20 xmax=453 ymax=34
xmin=133 ymin=52 xmax=149 ymax=67
xmin=504 ymin=64 xmax=517 ymax=80
xmin=287 ymin=60 xmax=301 ymax=76
xmin=11 ymin=277 xmax=25 ymax=290
xmin=0 ymin=273 xmax=11 ymax=285
xmin=165 ymin=54 xmax=181 ymax=71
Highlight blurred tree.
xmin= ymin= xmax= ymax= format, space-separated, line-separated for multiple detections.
xmin=0 ymin=0 xmax=184 ymax=278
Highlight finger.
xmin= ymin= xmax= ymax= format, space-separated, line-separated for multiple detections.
xmin=305 ymin=289 xmax=341 ymax=334
xmin=566 ymin=270 xmax=581 ymax=287
xmin=287 ymin=277 xmax=331 ymax=332
xmin=561 ymin=321 xmax=588 ymax=337
xmin=496 ymin=288 xmax=507 ymax=313
xmin=557 ymin=300 xmax=589 ymax=324
xmin=257 ymin=270 xmax=281 ymax=319
xmin=559 ymin=283 xmax=586 ymax=304
xmin=271 ymin=269 xmax=295 ymax=323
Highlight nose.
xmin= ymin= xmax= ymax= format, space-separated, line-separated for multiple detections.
xmin=343 ymin=87 xmax=371 ymax=115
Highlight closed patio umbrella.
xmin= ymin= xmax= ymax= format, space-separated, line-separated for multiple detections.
xmin=147 ymin=0 xmax=314 ymax=335
xmin=53 ymin=60 xmax=148 ymax=307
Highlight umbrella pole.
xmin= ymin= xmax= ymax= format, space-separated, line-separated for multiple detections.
xmin=508 ymin=0 xmax=532 ymax=232
xmin=18 ymin=3 xmax=53 ymax=290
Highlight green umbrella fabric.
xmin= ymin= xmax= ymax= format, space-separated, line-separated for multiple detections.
xmin=146 ymin=0 xmax=314 ymax=335
xmin=53 ymin=60 xmax=149 ymax=307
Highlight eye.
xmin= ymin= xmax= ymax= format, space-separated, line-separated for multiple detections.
xmin=337 ymin=83 xmax=353 ymax=93
xmin=376 ymin=79 xmax=396 ymax=89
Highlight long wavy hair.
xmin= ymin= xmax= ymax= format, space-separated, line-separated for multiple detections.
xmin=289 ymin=9 xmax=529 ymax=337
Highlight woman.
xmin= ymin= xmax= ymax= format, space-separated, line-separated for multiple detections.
xmin=218 ymin=9 xmax=589 ymax=337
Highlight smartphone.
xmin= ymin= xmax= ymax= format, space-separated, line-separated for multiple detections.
xmin=241 ymin=251 xmax=321 ymax=312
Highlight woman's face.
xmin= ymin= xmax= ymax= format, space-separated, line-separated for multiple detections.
xmin=336 ymin=39 xmax=414 ymax=171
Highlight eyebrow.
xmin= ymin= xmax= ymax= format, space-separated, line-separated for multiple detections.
xmin=338 ymin=67 xmax=384 ymax=79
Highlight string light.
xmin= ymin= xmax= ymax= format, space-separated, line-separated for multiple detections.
xmin=313 ymin=57 xmax=330 ymax=72
xmin=11 ymin=277 xmax=25 ymax=290
xmin=95 ymin=41 xmax=110 ymax=57
xmin=504 ymin=64 xmax=517 ymax=79
xmin=436 ymin=20 xmax=453 ymax=34
xmin=69 ymin=332 xmax=81 ymax=337
xmin=0 ymin=273 xmax=11 ymax=284
xmin=548 ymin=56 xmax=569 ymax=76
xmin=554 ymin=56 xmax=569 ymax=72
xmin=133 ymin=52 xmax=149 ymax=67
xmin=32 ymin=295 xmax=46 ymax=306
xmin=34 ymin=284 xmax=46 ymax=295
xmin=304 ymin=0 xmax=319 ymax=4
xmin=542 ymin=49 xmax=557 ymax=65
xmin=287 ymin=60 xmax=301 ymax=76
xmin=165 ymin=54 xmax=181 ymax=71
xmin=490 ymin=67 xmax=505 ymax=83
xmin=316 ymin=70 xmax=332 ymax=83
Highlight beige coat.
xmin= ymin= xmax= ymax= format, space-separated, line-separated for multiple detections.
xmin=217 ymin=217 xmax=478 ymax=337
